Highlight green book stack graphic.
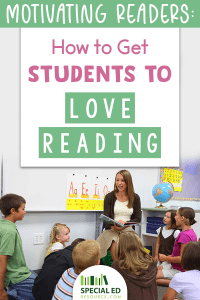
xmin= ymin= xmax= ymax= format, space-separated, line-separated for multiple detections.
xmin=90 ymin=276 xmax=94 ymax=285
xmin=80 ymin=274 xmax=108 ymax=286
xmin=103 ymin=275 xmax=108 ymax=285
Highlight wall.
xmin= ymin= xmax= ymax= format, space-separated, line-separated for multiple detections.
xmin=17 ymin=211 xmax=96 ymax=270
xmin=165 ymin=200 xmax=200 ymax=210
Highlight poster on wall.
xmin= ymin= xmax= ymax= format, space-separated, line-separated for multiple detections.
xmin=66 ymin=173 xmax=112 ymax=210
xmin=160 ymin=167 xmax=183 ymax=192
xmin=160 ymin=161 xmax=200 ymax=201
xmin=21 ymin=27 xmax=179 ymax=167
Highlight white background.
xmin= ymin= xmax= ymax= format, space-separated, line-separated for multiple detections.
xmin=21 ymin=28 xmax=179 ymax=167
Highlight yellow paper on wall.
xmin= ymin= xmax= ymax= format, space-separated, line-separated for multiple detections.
xmin=79 ymin=200 xmax=91 ymax=210
xmin=66 ymin=199 xmax=80 ymax=210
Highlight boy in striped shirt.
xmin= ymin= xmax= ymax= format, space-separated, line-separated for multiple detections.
xmin=52 ymin=240 xmax=100 ymax=300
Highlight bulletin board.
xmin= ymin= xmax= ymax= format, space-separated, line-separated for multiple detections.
xmin=160 ymin=167 xmax=183 ymax=192
xmin=160 ymin=159 xmax=200 ymax=201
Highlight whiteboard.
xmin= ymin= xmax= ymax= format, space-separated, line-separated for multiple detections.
xmin=3 ymin=155 xmax=159 ymax=211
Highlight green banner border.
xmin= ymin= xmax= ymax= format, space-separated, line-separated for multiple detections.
xmin=1 ymin=1 xmax=199 ymax=27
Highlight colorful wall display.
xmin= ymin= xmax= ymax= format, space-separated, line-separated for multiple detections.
xmin=160 ymin=167 xmax=183 ymax=192
xmin=66 ymin=173 xmax=112 ymax=210
xmin=160 ymin=162 xmax=200 ymax=201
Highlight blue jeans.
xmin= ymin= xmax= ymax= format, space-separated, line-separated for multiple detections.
xmin=7 ymin=270 xmax=37 ymax=300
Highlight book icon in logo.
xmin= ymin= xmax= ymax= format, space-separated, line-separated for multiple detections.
xmin=80 ymin=274 xmax=108 ymax=286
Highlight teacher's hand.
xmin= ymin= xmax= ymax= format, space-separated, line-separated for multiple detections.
xmin=111 ymin=220 xmax=129 ymax=231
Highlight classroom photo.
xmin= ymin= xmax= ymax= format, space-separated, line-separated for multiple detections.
xmin=1 ymin=163 xmax=200 ymax=300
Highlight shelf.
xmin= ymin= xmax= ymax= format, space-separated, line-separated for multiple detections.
xmin=142 ymin=208 xmax=200 ymax=213
xmin=142 ymin=233 xmax=158 ymax=238
xmin=142 ymin=208 xmax=168 ymax=212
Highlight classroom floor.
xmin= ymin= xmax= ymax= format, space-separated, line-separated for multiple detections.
xmin=158 ymin=285 xmax=183 ymax=300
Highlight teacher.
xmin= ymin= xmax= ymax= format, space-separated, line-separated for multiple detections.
xmin=97 ymin=169 xmax=141 ymax=260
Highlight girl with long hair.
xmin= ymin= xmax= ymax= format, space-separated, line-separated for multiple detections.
xmin=154 ymin=210 xmax=180 ymax=267
xmin=112 ymin=231 xmax=158 ymax=300
xmin=46 ymin=223 xmax=70 ymax=256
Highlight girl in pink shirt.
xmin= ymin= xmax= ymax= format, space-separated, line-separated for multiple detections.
xmin=156 ymin=207 xmax=197 ymax=286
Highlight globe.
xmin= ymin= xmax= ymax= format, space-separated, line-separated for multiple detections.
xmin=152 ymin=182 xmax=174 ymax=208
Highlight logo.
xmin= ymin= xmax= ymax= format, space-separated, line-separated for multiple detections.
xmin=74 ymin=265 xmax=127 ymax=299
xmin=80 ymin=274 xmax=108 ymax=286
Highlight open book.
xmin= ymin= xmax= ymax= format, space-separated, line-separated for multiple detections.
xmin=99 ymin=214 xmax=143 ymax=227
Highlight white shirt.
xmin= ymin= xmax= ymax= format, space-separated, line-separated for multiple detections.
xmin=114 ymin=200 xmax=133 ymax=223
xmin=156 ymin=226 xmax=180 ymax=239
xmin=51 ymin=242 xmax=64 ymax=251
xmin=170 ymin=270 xmax=200 ymax=300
